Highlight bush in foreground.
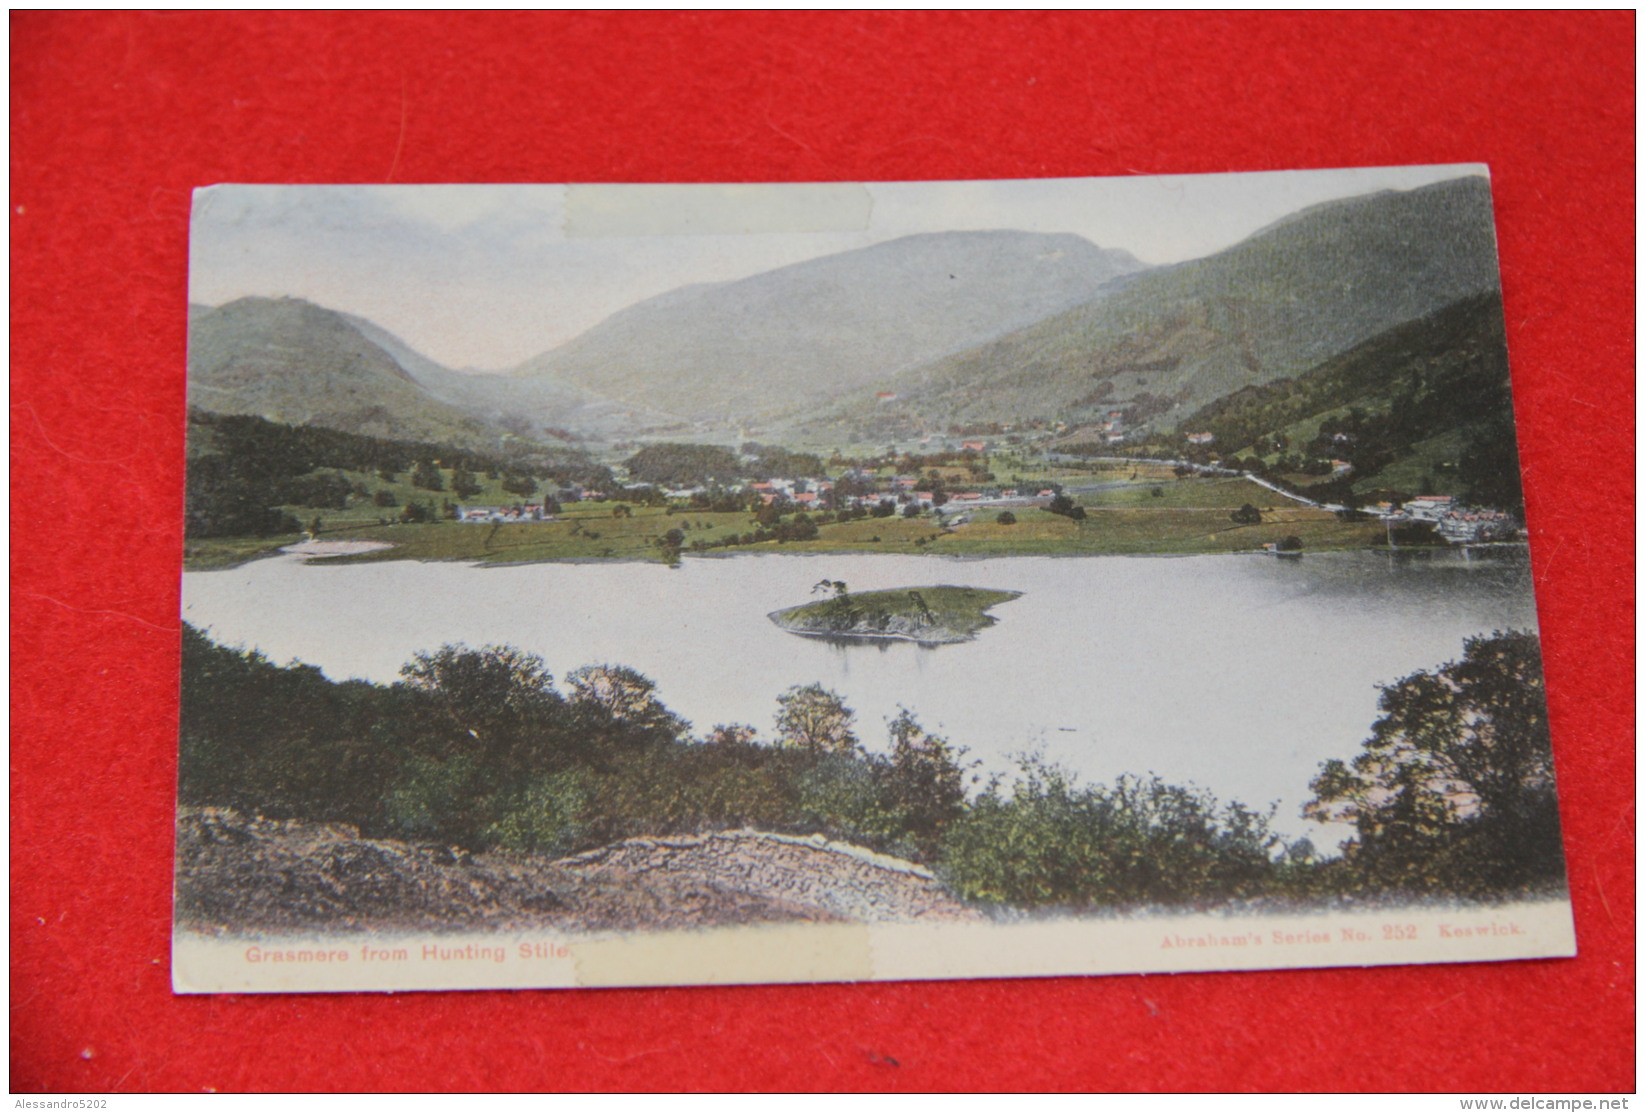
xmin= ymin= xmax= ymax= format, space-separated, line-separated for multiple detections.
xmin=940 ymin=760 xmax=1286 ymax=908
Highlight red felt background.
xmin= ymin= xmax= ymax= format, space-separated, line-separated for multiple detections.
xmin=10 ymin=12 xmax=1634 ymax=1094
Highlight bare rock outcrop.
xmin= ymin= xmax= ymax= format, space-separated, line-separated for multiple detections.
xmin=175 ymin=808 xmax=980 ymax=936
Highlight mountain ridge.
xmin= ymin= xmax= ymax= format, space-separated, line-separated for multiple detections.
xmin=793 ymin=176 xmax=1501 ymax=441
xmin=509 ymin=229 xmax=1151 ymax=424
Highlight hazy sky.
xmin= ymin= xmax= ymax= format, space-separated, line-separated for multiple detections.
xmin=191 ymin=165 xmax=1485 ymax=371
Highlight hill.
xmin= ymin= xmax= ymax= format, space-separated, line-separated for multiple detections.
xmin=802 ymin=175 xmax=1502 ymax=440
xmin=342 ymin=312 xmax=679 ymax=440
xmin=1177 ymin=291 xmax=1524 ymax=510
xmin=188 ymin=297 xmax=552 ymax=451
xmin=509 ymin=230 xmax=1148 ymax=425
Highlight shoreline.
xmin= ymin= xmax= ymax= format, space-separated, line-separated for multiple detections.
xmin=188 ymin=539 xmax=1530 ymax=574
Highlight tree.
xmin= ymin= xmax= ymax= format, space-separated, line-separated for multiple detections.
xmin=996 ymin=510 xmax=1017 ymax=525
xmin=1230 ymin=503 xmax=1263 ymax=525
xmin=787 ymin=512 xmax=819 ymax=541
xmin=396 ymin=644 xmax=582 ymax=791
xmin=774 ymin=684 xmax=858 ymax=754
xmin=1303 ymin=631 xmax=1563 ymax=894
xmin=1458 ymin=416 xmax=1526 ymax=517
xmin=707 ymin=723 xmax=759 ymax=747
xmin=411 ymin=459 xmax=445 ymax=491
xmin=501 ymin=473 xmax=538 ymax=496
xmin=566 ymin=664 xmax=688 ymax=743
xmin=878 ymin=709 xmax=970 ymax=855
xmin=1047 ymin=493 xmax=1086 ymax=521
xmin=450 ymin=467 xmax=483 ymax=500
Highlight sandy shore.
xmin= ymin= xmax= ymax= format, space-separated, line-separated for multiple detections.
xmin=280 ymin=539 xmax=395 ymax=558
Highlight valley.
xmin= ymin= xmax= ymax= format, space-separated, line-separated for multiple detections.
xmin=183 ymin=173 xmax=1525 ymax=570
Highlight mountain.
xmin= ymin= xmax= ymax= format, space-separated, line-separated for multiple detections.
xmin=508 ymin=231 xmax=1149 ymax=426
xmin=802 ymin=176 xmax=1503 ymax=439
xmin=340 ymin=314 xmax=678 ymax=440
xmin=188 ymin=297 xmax=524 ymax=450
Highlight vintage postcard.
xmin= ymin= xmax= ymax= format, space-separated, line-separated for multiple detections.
xmin=175 ymin=168 xmax=1573 ymax=993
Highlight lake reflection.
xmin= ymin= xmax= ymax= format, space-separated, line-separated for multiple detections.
xmin=182 ymin=548 xmax=1539 ymax=843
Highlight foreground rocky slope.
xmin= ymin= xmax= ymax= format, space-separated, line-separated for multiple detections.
xmin=175 ymin=808 xmax=980 ymax=936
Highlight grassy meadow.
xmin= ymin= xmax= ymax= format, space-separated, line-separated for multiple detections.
xmin=186 ymin=463 xmax=1388 ymax=570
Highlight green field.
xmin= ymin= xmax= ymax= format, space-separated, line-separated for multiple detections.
xmin=923 ymin=506 xmax=1383 ymax=557
xmin=1077 ymin=476 xmax=1281 ymax=510
xmin=1353 ymin=428 xmax=1469 ymax=497
xmin=326 ymin=503 xmax=761 ymax=565
xmin=183 ymin=535 xmax=300 ymax=570
xmin=186 ymin=463 xmax=1388 ymax=570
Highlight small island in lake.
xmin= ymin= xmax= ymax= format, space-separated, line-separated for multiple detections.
xmin=769 ymin=583 xmax=1022 ymax=645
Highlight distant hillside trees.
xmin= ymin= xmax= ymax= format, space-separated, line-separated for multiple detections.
xmin=623 ymin=442 xmax=829 ymax=487
xmin=1174 ymin=293 xmax=1523 ymax=509
xmin=185 ymin=453 xmax=302 ymax=538
xmin=411 ymin=459 xmax=444 ymax=491
xmin=450 ymin=467 xmax=483 ymax=499
xmin=625 ymin=443 xmax=742 ymax=487
xmin=183 ymin=410 xmax=609 ymax=539
xmin=1458 ymin=414 xmax=1526 ymax=517
xmin=741 ymin=443 xmax=825 ymax=479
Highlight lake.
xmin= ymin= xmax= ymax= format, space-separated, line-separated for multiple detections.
xmin=182 ymin=547 xmax=1540 ymax=846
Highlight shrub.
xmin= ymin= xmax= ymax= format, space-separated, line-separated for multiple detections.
xmin=485 ymin=770 xmax=596 ymax=856
xmin=941 ymin=759 xmax=1279 ymax=908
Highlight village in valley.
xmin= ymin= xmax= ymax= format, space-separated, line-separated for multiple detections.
xmin=443 ymin=423 xmax=1522 ymax=556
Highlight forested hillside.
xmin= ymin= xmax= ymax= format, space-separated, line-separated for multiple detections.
xmin=185 ymin=410 xmax=609 ymax=539
xmin=1176 ymin=292 xmax=1524 ymax=511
